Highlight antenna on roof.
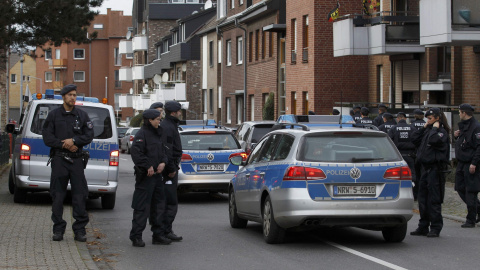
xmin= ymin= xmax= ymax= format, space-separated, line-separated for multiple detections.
xmin=339 ymin=90 xmax=343 ymax=129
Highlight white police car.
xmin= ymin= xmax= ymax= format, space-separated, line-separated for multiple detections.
xmin=178 ymin=128 xmax=247 ymax=193
xmin=8 ymin=90 xmax=119 ymax=209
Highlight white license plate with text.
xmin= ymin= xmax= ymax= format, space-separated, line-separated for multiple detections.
xmin=334 ymin=185 xmax=376 ymax=196
xmin=197 ymin=164 xmax=224 ymax=171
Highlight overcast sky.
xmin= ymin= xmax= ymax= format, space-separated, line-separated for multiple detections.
xmin=95 ymin=0 xmax=134 ymax=16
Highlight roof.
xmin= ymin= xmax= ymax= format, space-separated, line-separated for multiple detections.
xmin=196 ymin=15 xmax=219 ymax=36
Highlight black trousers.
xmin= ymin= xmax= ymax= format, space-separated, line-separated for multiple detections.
xmin=50 ymin=156 xmax=89 ymax=235
xmin=455 ymin=161 xmax=480 ymax=224
xmin=417 ymin=165 xmax=443 ymax=233
xmin=130 ymin=174 xmax=165 ymax=240
xmin=160 ymin=171 xmax=178 ymax=235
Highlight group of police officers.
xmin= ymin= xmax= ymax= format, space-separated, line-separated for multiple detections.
xmin=352 ymin=103 xmax=480 ymax=237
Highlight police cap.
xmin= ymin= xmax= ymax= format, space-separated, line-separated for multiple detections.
xmin=360 ymin=107 xmax=370 ymax=115
xmin=378 ymin=104 xmax=387 ymax=109
xmin=150 ymin=102 xmax=164 ymax=109
xmin=413 ymin=109 xmax=424 ymax=115
xmin=425 ymin=107 xmax=441 ymax=117
xmin=354 ymin=106 xmax=361 ymax=110
xmin=383 ymin=112 xmax=393 ymax=120
xmin=165 ymin=101 xmax=182 ymax=112
xmin=459 ymin=103 xmax=474 ymax=112
xmin=397 ymin=112 xmax=407 ymax=118
xmin=60 ymin=84 xmax=77 ymax=96
xmin=143 ymin=109 xmax=161 ymax=119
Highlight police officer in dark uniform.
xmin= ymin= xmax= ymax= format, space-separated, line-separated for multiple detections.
xmin=410 ymin=108 xmax=450 ymax=237
xmin=352 ymin=106 xmax=362 ymax=122
xmin=411 ymin=109 xmax=426 ymax=130
xmin=378 ymin=113 xmax=397 ymax=133
xmin=454 ymin=103 xmax=480 ymax=227
xmin=129 ymin=109 xmax=168 ymax=247
xmin=159 ymin=101 xmax=183 ymax=242
xmin=148 ymin=101 xmax=165 ymax=225
xmin=388 ymin=112 xmax=417 ymax=199
xmin=42 ymin=84 xmax=94 ymax=242
xmin=373 ymin=104 xmax=388 ymax=126
xmin=355 ymin=107 xmax=373 ymax=127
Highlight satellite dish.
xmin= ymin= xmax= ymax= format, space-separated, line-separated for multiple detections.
xmin=192 ymin=10 xmax=198 ymax=15
xmin=153 ymin=74 xmax=162 ymax=84
xmin=162 ymin=72 xmax=169 ymax=82
xmin=126 ymin=30 xmax=132 ymax=40
xmin=181 ymin=63 xmax=187 ymax=72
xmin=129 ymin=88 xmax=133 ymax=95
xmin=204 ymin=0 xmax=212 ymax=9
xmin=142 ymin=84 xmax=149 ymax=94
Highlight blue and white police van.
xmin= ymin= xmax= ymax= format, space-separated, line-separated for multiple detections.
xmin=8 ymin=90 xmax=119 ymax=209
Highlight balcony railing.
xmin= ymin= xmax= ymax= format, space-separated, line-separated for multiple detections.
xmin=302 ymin=48 xmax=308 ymax=63
xmin=119 ymin=40 xmax=133 ymax=54
xmin=291 ymin=50 xmax=296 ymax=63
xmin=49 ymin=59 xmax=68 ymax=69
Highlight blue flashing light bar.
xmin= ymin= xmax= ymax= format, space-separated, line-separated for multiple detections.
xmin=31 ymin=92 xmax=99 ymax=103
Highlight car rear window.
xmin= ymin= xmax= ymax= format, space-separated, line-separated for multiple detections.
xmin=118 ymin=128 xmax=129 ymax=135
xmin=298 ymin=133 xmax=402 ymax=163
xmin=251 ymin=125 xmax=274 ymax=143
xmin=131 ymin=129 xmax=139 ymax=135
xmin=30 ymin=104 xmax=113 ymax=139
xmin=181 ymin=133 xmax=241 ymax=150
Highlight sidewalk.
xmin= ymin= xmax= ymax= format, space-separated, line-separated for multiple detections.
xmin=0 ymin=164 xmax=98 ymax=270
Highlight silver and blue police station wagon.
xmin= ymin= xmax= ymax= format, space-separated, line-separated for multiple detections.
xmin=228 ymin=124 xmax=414 ymax=244
xmin=178 ymin=128 xmax=247 ymax=193
xmin=8 ymin=92 xmax=119 ymax=209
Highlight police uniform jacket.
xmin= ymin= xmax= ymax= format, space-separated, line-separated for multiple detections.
xmin=379 ymin=120 xmax=397 ymax=133
xmin=412 ymin=124 xmax=449 ymax=165
xmin=355 ymin=117 xmax=373 ymax=126
xmin=161 ymin=115 xmax=183 ymax=174
xmin=42 ymin=106 xmax=94 ymax=153
xmin=411 ymin=119 xmax=426 ymax=130
xmin=455 ymin=117 xmax=480 ymax=165
xmin=353 ymin=112 xmax=362 ymax=122
xmin=388 ymin=119 xmax=415 ymax=154
xmin=373 ymin=113 xmax=384 ymax=127
xmin=131 ymin=124 xmax=168 ymax=171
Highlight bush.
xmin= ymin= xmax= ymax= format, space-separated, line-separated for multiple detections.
xmin=263 ymin=92 xmax=275 ymax=120
xmin=130 ymin=113 xmax=143 ymax=127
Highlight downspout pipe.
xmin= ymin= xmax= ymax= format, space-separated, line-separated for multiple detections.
xmin=235 ymin=18 xmax=247 ymax=122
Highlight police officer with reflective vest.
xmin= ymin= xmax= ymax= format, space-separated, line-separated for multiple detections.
xmin=454 ymin=103 xmax=480 ymax=228
xmin=159 ymin=101 xmax=183 ymax=242
xmin=352 ymin=106 xmax=362 ymax=122
xmin=373 ymin=104 xmax=388 ymax=126
xmin=42 ymin=84 xmax=94 ymax=242
xmin=378 ymin=113 xmax=397 ymax=133
xmin=355 ymin=107 xmax=373 ymax=127
xmin=411 ymin=109 xmax=426 ymax=130
xmin=410 ymin=108 xmax=450 ymax=237
xmin=129 ymin=109 xmax=168 ymax=247
xmin=388 ymin=112 xmax=417 ymax=198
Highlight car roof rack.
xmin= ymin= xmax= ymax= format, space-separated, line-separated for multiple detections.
xmin=271 ymin=123 xmax=310 ymax=131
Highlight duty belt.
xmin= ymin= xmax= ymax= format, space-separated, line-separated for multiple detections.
xmin=54 ymin=151 xmax=84 ymax=158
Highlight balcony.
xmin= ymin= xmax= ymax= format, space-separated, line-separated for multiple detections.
xmin=119 ymin=67 xmax=132 ymax=81
xmin=420 ymin=0 xmax=480 ymax=46
xmin=155 ymin=83 xmax=186 ymax=101
xmin=132 ymin=65 xmax=144 ymax=80
xmin=133 ymin=35 xmax=148 ymax=51
xmin=49 ymin=59 xmax=68 ymax=69
xmin=119 ymin=40 xmax=133 ymax=54
xmin=333 ymin=12 xmax=424 ymax=57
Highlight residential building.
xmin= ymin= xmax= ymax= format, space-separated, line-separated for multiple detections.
xmin=35 ymin=9 xmax=134 ymax=120
xmin=8 ymin=53 xmax=36 ymax=122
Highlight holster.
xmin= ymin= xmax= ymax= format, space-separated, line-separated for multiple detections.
xmin=82 ymin=151 xmax=90 ymax=169
xmin=134 ymin=166 xmax=147 ymax=182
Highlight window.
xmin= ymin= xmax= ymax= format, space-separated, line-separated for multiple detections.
xmin=217 ymin=0 xmax=226 ymax=19
xmin=231 ymin=0 xmax=234 ymax=9
xmin=226 ymin=97 xmax=231 ymax=123
xmin=227 ymin=40 xmax=232 ymax=66
xmin=93 ymin=24 xmax=104 ymax=29
xmin=55 ymin=49 xmax=61 ymax=59
xmin=203 ymin=89 xmax=208 ymax=113
xmin=209 ymin=89 xmax=214 ymax=114
xmin=262 ymin=31 xmax=266 ymax=59
xmin=126 ymin=53 xmax=133 ymax=59
xmin=255 ymin=30 xmax=259 ymax=61
xmin=253 ymin=134 xmax=283 ymax=164
xmin=247 ymin=136 xmax=268 ymax=164
xmin=55 ymin=71 xmax=61 ymax=81
xmin=249 ymin=32 xmax=253 ymax=62
xmin=237 ymin=36 xmax=243 ymax=64
xmin=45 ymin=49 xmax=52 ymax=60
xmin=237 ymin=96 xmax=243 ymax=124
xmin=163 ymin=41 xmax=169 ymax=53
xmin=114 ymin=93 xmax=121 ymax=111
xmin=209 ymin=41 xmax=214 ymax=67
xmin=250 ymin=95 xmax=254 ymax=121
xmin=114 ymin=48 xmax=121 ymax=66
xmin=45 ymin=72 xmax=52 ymax=82
xmin=11 ymin=74 xmax=16 ymax=83
xmin=173 ymin=32 xmax=178 ymax=45
xmin=74 ymin=49 xmax=85 ymax=59
xmin=115 ymin=70 xmax=121 ymax=88
xmin=269 ymin=32 xmax=273 ymax=57
xmin=240 ymin=0 xmax=244 ymax=5
xmin=181 ymin=133 xmax=240 ymax=151
xmin=156 ymin=46 xmax=161 ymax=59
xmin=291 ymin=92 xmax=297 ymax=114
xmin=273 ymin=135 xmax=295 ymax=160
xmin=302 ymin=92 xmax=309 ymax=115
xmin=291 ymin=19 xmax=297 ymax=63
xmin=302 ymin=15 xmax=309 ymax=62
xmin=218 ymin=40 xmax=222 ymax=63
xmin=73 ymin=71 xmax=85 ymax=82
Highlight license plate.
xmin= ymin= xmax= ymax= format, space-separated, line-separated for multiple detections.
xmin=334 ymin=185 xmax=376 ymax=196
xmin=197 ymin=164 xmax=224 ymax=171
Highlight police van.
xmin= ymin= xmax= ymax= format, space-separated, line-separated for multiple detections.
xmin=7 ymin=90 xmax=119 ymax=209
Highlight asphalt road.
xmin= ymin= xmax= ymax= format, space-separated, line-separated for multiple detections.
xmin=84 ymin=154 xmax=480 ymax=270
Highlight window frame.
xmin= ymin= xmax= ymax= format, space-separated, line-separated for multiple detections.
xmin=209 ymin=40 xmax=214 ymax=67
xmin=226 ymin=97 xmax=231 ymax=124
xmin=73 ymin=49 xmax=85 ymax=60
xmin=114 ymin=47 xmax=122 ymax=66
xmin=45 ymin=72 xmax=52 ymax=82
xmin=73 ymin=71 xmax=85 ymax=82
xmin=11 ymin=74 xmax=16 ymax=83
xmin=226 ymin=39 xmax=232 ymax=66
xmin=237 ymin=36 xmax=243 ymax=64
xmin=45 ymin=49 xmax=52 ymax=60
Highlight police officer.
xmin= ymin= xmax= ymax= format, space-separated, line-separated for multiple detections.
xmin=148 ymin=101 xmax=164 ymax=225
xmin=411 ymin=109 xmax=426 ymax=130
xmin=388 ymin=112 xmax=417 ymax=199
xmin=410 ymin=108 xmax=450 ymax=237
xmin=159 ymin=101 xmax=183 ymax=242
xmin=352 ymin=106 xmax=362 ymax=122
xmin=373 ymin=104 xmax=388 ymax=126
xmin=129 ymin=109 xmax=168 ymax=247
xmin=378 ymin=113 xmax=396 ymax=133
xmin=42 ymin=84 xmax=94 ymax=242
xmin=355 ymin=107 xmax=373 ymax=127
xmin=454 ymin=104 xmax=480 ymax=227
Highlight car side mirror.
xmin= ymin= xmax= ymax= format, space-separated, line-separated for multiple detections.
xmin=229 ymin=156 xmax=244 ymax=166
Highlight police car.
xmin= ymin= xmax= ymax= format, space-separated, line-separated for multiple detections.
xmin=178 ymin=127 xmax=247 ymax=193
xmin=276 ymin=114 xmax=355 ymax=128
xmin=8 ymin=90 xmax=119 ymax=209
xmin=228 ymin=124 xmax=414 ymax=244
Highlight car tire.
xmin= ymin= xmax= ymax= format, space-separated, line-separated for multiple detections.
xmin=382 ymin=223 xmax=407 ymax=243
xmin=13 ymin=185 xmax=27 ymax=203
xmin=101 ymin=193 xmax=116 ymax=209
xmin=229 ymin=189 xmax=247 ymax=228
xmin=262 ymin=195 xmax=286 ymax=244
xmin=8 ymin=167 xmax=15 ymax=195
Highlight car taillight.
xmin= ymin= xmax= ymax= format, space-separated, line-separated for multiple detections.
xmin=283 ymin=166 xmax=326 ymax=181
xmin=20 ymin=144 xmax=31 ymax=160
xmin=129 ymin=135 xmax=134 ymax=141
xmin=229 ymin=152 xmax=248 ymax=161
xmin=109 ymin=150 xmax=119 ymax=166
xmin=383 ymin=166 xmax=411 ymax=180
xmin=181 ymin=153 xmax=193 ymax=162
